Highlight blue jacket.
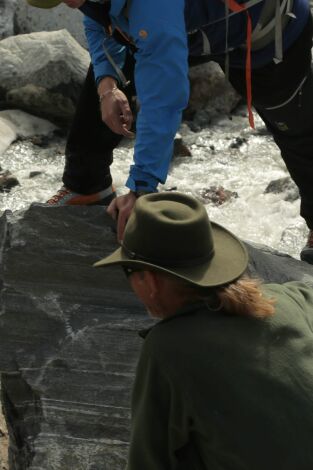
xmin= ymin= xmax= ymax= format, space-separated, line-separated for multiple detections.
xmin=83 ymin=0 xmax=309 ymax=192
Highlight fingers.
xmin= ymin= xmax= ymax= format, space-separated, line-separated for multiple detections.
xmin=100 ymin=90 xmax=135 ymax=137
xmin=120 ymin=102 xmax=133 ymax=129
xmin=106 ymin=192 xmax=137 ymax=242
xmin=107 ymin=198 xmax=119 ymax=220
xmin=117 ymin=208 xmax=129 ymax=242
xmin=120 ymin=105 xmax=135 ymax=138
xmin=109 ymin=113 xmax=134 ymax=137
xmin=103 ymin=111 xmax=134 ymax=137
xmin=108 ymin=108 xmax=134 ymax=137
xmin=121 ymin=123 xmax=135 ymax=138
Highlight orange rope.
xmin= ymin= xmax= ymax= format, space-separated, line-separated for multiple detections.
xmin=225 ymin=0 xmax=255 ymax=128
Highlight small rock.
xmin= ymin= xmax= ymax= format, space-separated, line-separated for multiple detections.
xmin=173 ymin=134 xmax=192 ymax=158
xmin=29 ymin=135 xmax=51 ymax=148
xmin=164 ymin=186 xmax=178 ymax=192
xmin=199 ymin=186 xmax=238 ymax=205
xmin=265 ymin=177 xmax=299 ymax=202
xmin=29 ymin=171 xmax=43 ymax=178
xmin=0 ymin=171 xmax=19 ymax=192
xmin=229 ymin=136 xmax=247 ymax=149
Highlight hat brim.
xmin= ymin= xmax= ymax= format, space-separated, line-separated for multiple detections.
xmin=94 ymin=222 xmax=248 ymax=288
xmin=27 ymin=0 xmax=62 ymax=8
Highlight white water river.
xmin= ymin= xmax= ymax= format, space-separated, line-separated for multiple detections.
xmin=0 ymin=107 xmax=307 ymax=259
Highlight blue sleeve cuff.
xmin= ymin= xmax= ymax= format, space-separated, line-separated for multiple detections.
xmin=126 ymin=167 xmax=160 ymax=192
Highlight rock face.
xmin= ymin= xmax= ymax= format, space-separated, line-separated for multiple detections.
xmin=0 ymin=30 xmax=89 ymax=125
xmin=0 ymin=206 xmax=151 ymax=469
xmin=0 ymin=205 xmax=313 ymax=469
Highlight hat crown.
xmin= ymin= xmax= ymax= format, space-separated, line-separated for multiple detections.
xmin=123 ymin=193 xmax=214 ymax=268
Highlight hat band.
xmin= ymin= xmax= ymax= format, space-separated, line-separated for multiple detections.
xmin=121 ymin=242 xmax=215 ymax=268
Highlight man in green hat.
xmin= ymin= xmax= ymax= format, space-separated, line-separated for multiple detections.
xmin=95 ymin=191 xmax=313 ymax=470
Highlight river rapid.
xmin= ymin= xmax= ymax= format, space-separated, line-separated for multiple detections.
xmin=0 ymin=106 xmax=307 ymax=260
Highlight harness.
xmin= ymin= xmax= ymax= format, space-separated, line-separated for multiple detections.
xmin=190 ymin=0 xmax=295 ymax=128
xmin=225 ymin=0 xmax=255 ymax=127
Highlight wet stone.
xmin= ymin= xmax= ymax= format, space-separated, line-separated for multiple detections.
xmin=229 ymin=136 xmax=247 ymax=149
xmin=265 ymin=176 xmax=300 ymax=202
xmin=0 ymin=170 xmax=19 ymax=192
xmin=28 ymin=135 xmax=52 ymax=148
xmin=173 ymin=133 xmax=192 ymax=158
xmin=29 ymin=171 xmax=42 ymax=178
xmin=199 ymin=186 xmax=238 ymax=205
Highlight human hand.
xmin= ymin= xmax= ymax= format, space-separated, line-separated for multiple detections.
xmin=107 ymin=192 xmax=137 ymax=242
xmin=62 ymin=0 xmax=85 ymax=8
xmin=100 ymin=88 xmax=135 ymax=138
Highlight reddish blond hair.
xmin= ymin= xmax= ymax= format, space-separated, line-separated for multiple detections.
xmin=163 ymin=274 xmax=275 ymax=319
xmin=216 ymin=276 xmax=275 ymax=318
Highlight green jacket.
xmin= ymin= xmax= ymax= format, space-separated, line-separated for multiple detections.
xmin=127 ymin=282 xmax=313 ymax=470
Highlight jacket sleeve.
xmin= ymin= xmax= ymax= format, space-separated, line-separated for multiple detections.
xmin=126 ymin=345 xmax=189 ymax=470
xmin=126 ymin=0 xmax=189 ymax=192
xmin=83 ymin=14 xmax=127 ymax=84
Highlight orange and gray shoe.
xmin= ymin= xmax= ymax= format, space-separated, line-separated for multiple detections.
xmin=46 ymin=185 xmax=116 ymax=206
xmin=300 ymin=230 xmax=313 ymax=264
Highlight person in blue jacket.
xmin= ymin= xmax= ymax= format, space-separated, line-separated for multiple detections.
xmin=28 ymin=0 xmax=313 ymax=263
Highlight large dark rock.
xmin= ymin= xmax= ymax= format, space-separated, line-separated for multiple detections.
xmin=0 ymin=205 xmax=313 ymax=469
xmin=0 ymin=205 xmax=150 ymax=469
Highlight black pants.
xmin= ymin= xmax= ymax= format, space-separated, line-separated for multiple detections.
xmin=63 ymin=16 xmax=313 ymax=228
xmin=63 ymin=52 xmax=136 ymax=194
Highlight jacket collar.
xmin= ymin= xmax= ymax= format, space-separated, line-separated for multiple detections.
xmin=139 ymin=300 xmax=219 ymax=339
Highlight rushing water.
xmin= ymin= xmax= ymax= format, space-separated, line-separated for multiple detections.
xmin=0 ymin=107 xmax=308 ymax=259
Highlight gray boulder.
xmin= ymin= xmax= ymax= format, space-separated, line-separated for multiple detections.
xmin=0 ymin=205 xmax=313 ymax=469
xmin=0 ymin=30 xmax=89 ymax=125
xmin=0 ymin=0 xmax=18 ymax=40
xmin=14 ymin=0 xmax=86 ymax=47
xmin=186 ymin=62 xmax=241 ymax=128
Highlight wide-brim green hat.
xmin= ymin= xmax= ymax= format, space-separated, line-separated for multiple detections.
xmin=94 ymin=192 xmax=248 ymax=288
xmin=27 ymin=0 xmax=62 ymax=8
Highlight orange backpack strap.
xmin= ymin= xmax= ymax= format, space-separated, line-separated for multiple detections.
xmin=224 ymin=0 xmax=255 ymax=128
